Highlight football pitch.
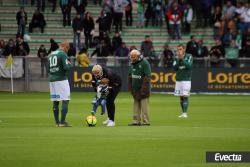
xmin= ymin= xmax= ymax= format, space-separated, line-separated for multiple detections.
xmin=0 ymin=92 xmax=250 ymax=167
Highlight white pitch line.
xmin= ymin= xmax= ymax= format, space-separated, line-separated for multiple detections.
xmin=162 ymin=125 xmax=250 ymax=131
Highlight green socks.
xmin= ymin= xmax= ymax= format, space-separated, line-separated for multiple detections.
xmin=180 ymin=97 xmax=189 ymax=113
xmin=53 ymin=101 xmax=59 ymax=124
xmin=60 ymin=100 xmax=69 ymax=124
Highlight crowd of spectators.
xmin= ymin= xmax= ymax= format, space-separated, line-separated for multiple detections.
xmin=1 ymin=0 xmax=250 ymax=70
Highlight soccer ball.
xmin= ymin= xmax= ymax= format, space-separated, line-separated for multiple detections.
xmin=86 ymin=115 xmax=97 ymax=127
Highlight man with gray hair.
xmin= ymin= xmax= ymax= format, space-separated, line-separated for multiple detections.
xmin=91 ymin=64 xmax=122 ymax=126
xmin=128 ymin=49 xmax=151 ymax=126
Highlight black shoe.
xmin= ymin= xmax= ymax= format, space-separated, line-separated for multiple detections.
xmin=141 ymin=123 xmax=150 ymax=126
xmin=128 ymin=122 xmax=141 ymax=126
xmin=59 ymin=122 xmax=72 ymax=127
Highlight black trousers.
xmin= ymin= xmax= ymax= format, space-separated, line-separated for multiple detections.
xmin=37 ymin=0 xmax=45 ymax=12
xmin=106 ymin=86 xmax=121 ymax=121
xmin=61 ymin=7 xmax=71 ymax=26
xmin=29 ymin=22 xmax=44 ymax=33
xmin=125 ymin=10 xmax=132 ymax=26
xmin=48 ymin=0 xmax=57 ymax=12
xmin=113 ymin=12 xmax=123 ymax=32
xmin=84 ymin=31 xmax=93 ymax=48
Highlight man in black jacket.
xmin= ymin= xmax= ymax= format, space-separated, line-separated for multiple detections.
xmin=29 ymin=9 xmax=46 ymax=33
xmin=91 ymin=39 xmax=110 ymax=66
xmin=186 ymin=35 xmax=198 ymax=57
xmin=209 ymin=39 xmax=225 ymax=68
xmin=91 ymin=64 xmax=122 ymax=127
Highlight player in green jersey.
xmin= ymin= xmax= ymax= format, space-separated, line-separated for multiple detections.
xmin=173 ymin=44 xmax=193 ymax=118
xmin=48 ymin=41 xmax=72 ymax=127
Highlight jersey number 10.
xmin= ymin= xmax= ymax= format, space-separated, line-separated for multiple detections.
xmin=49 ymin=56 xmax=58 ymax=67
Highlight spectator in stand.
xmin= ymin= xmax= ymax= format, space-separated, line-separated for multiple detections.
xmin=192 ymin=0 xmax=203 ymax=28
xmin=93 ymin=0 xmax=102 ymax=6
xmin=237 ymin=14 xmax=247 ymax=35
xmin=96 ymin=11 xmax=110 ymax=35
xmin=223 ymin=1 xmax=236 ymax=20
xmin=16 ymin=7 xmax=27 ymax=36
xmin=212 ymin=0 xmax=223 ymax=8
xmin=183 ymin=3 xmax=193 ymax=34
xmin=115 ymin=42 xmax=129 ymax=66
xmin=225 ymin=40 xmax=239 ymax=68
xmin=209 ymin=38 xmax=225 ymax=68
xmin=212 ymin=6 xmax=222 ymax=39
xmin=48 ymin=38 xmax=59 ymax=54
xmin=168 ymin=2 xmax=182 ymax=40
xmin=222 ymin=28 xmax=237 ymax=48
xmin=145 ymin=0 xmax=155 ymax=27
xmin=235 ymin=2 xmax=245 ymax=17
xmin=48 ymin=0 xmax=57 ymax=12
xmin=91 ymin=39 xmax=110 ymax=66
xmin=60 ymin=0 xmax=72 ymax=27
xmin=102 ymin=0 xmax=113 ymax=33
xmin=148 ymin=47 xmax=159 ymax=67
xmin=19 ymin=0 xmax=28 ymax=5
xmin=3 ymin=39 xmax=16 ymax=56
xmin=195 ymin=39 xmax=209 ymax=68
xmin=37 ymin=0 xmax=46 ymax=12
xmin=72 ymin=0 xmax=87 ymax=17
xmin=76 ymin=46 xmax=90 ymax=67
xmin=16 ymin=36 xmax=30 ymax=56
xmin=125 ymin=0 xmax=133 ymax=26
xmin=83 ymin=12 xmax=95 ymax=48
xmin=153 ymin=0 xmax=163 ymax=27
xmin=240 ymin=27 xmax=250 ymax=58
xmin=111 ymin=32 xmax=122 ymax=54
xmin=68 ymin=43 xmax=76 ymax=57
xmin=202 ymin=0 xmax=212 ymax=27
xmin=72 ymin=13 xmax=83 ymax=50
xmin=68 ymin=43 xmax=76 ymax=65
xmin=129 ymin=45 xmax=137 ymax=52
xmin=29 ymin=9 xmax=46 ymax=33
xmin=31 ymin=0 xmax=35 ymax=6
xmin=220 ymin=16 xmax=237 ymax=43
xmin=140 ymin=35 xmax=154 ymax=58
xmin=100 ymin=32 xmax=111 ymax=51
xmin=37 ymin=44 xmax=48 ymax=77
xmin=235 ymin=29 xmax=242 ymax=50
xmin=160 ymin=43 xmax=174 ymax=68
xmin=186 ymin=35 xmax=198 ymax=57
xmin=0 ymin=39 xmax=6 ymax=56
xmin=112 ymin=0 xmax=128 ymax=33
xmin=163 ymin=0 xmax=171 ymax=33
xmin=178 ymin=0 xmax=187 ymax=28
xmin=240 ymin=2 xmax=250 ymax=33
xmin=134 ymin=0 xmax=145 ymax=28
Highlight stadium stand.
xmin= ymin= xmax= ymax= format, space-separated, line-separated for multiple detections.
xmin=0 ymin=0 xmax=216 ymax=56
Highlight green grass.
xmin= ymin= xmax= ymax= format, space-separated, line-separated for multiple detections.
xmin=0 ymin=92 xmax=250 ymax=167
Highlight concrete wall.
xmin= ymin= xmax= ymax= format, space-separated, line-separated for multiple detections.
xmin=0 ymin=79 xmax=49 ymax=92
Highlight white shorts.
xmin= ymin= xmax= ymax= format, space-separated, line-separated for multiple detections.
xmin=50 ymin=80 xmax=71 ymax=101
xmin=174 ymin=81 xmax=191 ymax=96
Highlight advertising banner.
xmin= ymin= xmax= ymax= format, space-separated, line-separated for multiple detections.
xmin=68 ymin=67 xmax=250 ymax=93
